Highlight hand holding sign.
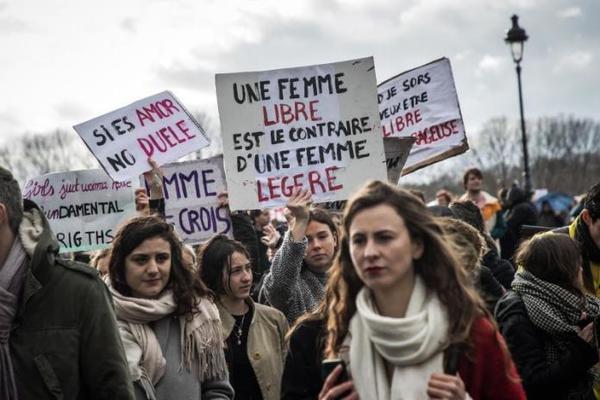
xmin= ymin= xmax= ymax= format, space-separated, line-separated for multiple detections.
xmin=135 ymin=188 xmax=150 ymax=215
xmin=143 ymin=158 xmax=165 ymax=199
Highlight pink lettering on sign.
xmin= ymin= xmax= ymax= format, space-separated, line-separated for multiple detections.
xmin=136 ymin=99 xmax=181 ymax=127
xmin=262 ymin=100 xmax=322 ymax=126
xmin=256 ymin=166 xmax=343 ymax=203
xmin=137 ymin=120 xmax=196 ymax=157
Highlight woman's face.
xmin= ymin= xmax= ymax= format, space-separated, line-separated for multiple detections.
xmin=304 ymin=221 xmax=337 ymax=272
xmin=223 ymin=251 xmax=253 ymax=301
xmin=124 ymin=236 xmax=172 ymax=298
xmin=349 ymin=204 xmax=423 ymax=293
xmin=96 ymin=255 xmax=110 ymax=278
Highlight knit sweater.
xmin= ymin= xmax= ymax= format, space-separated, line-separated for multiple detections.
xmin=260 ymin=231 xmax=328 ymax=323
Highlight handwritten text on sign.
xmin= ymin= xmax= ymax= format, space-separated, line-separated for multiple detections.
xmin=216 ymin=57 xmax=387 ymax=210
xmin=22 ymin=169 xmax=135 ymax=253
xmin=74 ymin=91 xmax=210 ymax=181
xmin=144 ymin=156 xmax=232 ymax=244
xmin=377 ymin=58 xmax=468 ymax=174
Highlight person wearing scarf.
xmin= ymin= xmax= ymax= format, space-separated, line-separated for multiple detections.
xmin=306 ymin=181 xmax=524 ymax=400
xmin=496 ymin=233 xmax=600 ymax=400
xmin=1 ymin=166 xmax=134 ymax=400
xmin=568 ymin=183 xmax=600 ymax=296
xmin=106 ymin=215 xmax=233 ymax=400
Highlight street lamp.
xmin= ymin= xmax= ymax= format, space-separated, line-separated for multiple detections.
xmin=505 ymin=14 xmax=532 ymax=193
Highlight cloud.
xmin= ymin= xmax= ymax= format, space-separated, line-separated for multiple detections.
xmin=0 ymin=110 xmax=18 ymax=125
xmin=120 ymin=17 xmax=136 ymax=33
xmin=54 ymin=102 xmax=90 ymax=121
xmin=557 ymin=7 xmax=582 ymax=18
xmin=0 ymin=17 xmax=28 ymax=33
xmin=156 ymin=62 xmax=215 ymax=91
xmin=475 ymin=54 xmax=506 ymax=77
xmin=553 ymin=50 xmax=593 ymax=73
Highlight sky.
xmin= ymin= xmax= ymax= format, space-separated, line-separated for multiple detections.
xmin=1 ymin=0 xmax=598 ymax=154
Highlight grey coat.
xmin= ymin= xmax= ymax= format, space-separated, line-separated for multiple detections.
xmin=133 ymin=317 xmax=234 ymax=400
xmin=261 ymin=231 xmax=328 ymax=323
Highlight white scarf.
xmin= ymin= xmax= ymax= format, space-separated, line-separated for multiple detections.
xmin=106 ymin=280 xmax=227 ymax=399
xmin=349 ymin=276 xmax=449 ymax=400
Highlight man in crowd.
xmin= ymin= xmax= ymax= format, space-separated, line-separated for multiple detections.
xmin=499 ymin=185 xmax=538 ymax=262
xmin=459 ymin=168 xmax=503 ymax=234
xmin=0 ymin=166 xmax=133 ymax=399
xmin=561 ymin=182 xmax=600 ymax=296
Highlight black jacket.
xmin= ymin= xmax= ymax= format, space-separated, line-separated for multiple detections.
xmin=482 ymin=248 xmax=515 ymax=290
xmin=476 ymin=266 xmax=504 ymax=313
xmin=282 ymin=319 xmax=324 ymax=400
xmin=495 ymin=291 xmax=597 ymax=400
xmin=500 ymin=188 xmax=538 ymax=261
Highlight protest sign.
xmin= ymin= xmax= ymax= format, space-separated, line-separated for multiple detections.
xmin=378 ymin=58 xmax=468 ymax=175
xmin=74 ymin=91 xmax=210 ymax=181
xmin=216 ymin=57 xmax=387 ymax=211
xmin=384 ymin=136 xmax=416 ymax=184
xmin=22 ymin=169 xmax=136 ymax=253
xmin=143 ymin=156 xmax=232 ymax=244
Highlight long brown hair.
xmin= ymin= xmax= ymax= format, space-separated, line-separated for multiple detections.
xmin=109 ymin=215 xmax=212 ymax=316
xmin=322 ymin=181 xmax=487 ymax=358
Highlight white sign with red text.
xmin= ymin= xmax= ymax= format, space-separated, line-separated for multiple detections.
xmin=74 ymin=91 xmax=210 ymax=181
xmin=216 ymin=57 xmax=387 ymax=211
xmin=378 ymin=58 xmax=468 ymax=174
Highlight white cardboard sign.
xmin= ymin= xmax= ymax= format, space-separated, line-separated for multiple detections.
xmin=216 ymin=57 xmax=387 ymax=211
xmin=378 ymin=58 xmax=468 ymax=174
xmin=22 ymin=169 xmax=136 ymax=253
xmin=143 ymin=156 xmax=232 ymax=244
xmin=74 ymin=91 xmax=210 ymax=181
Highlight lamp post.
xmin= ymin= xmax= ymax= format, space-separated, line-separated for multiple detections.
xmin=505 ymin=14 xmax=532 ymax=193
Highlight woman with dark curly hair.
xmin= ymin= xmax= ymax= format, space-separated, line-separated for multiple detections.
xmin=107 ymin=215 xmax=233 ymax=400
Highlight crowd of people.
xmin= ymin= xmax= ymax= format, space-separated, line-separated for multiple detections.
xmin=2 ymin=161 xmax=600 ymax=400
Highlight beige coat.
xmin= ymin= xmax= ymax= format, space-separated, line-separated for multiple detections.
xmin=217 ymin=299 xmax=288 ymax=400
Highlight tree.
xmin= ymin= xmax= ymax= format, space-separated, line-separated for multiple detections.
xmin=470 ymin=117 xmax=518 ymax=188
xmin=0 ymin=129 xmax=96 ymax=186
xmin=193 ymin=111 xmax=222 ymax=160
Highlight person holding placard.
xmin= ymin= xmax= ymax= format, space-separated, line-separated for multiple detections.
xmin=0 ymin=166 xmax=134 ymax=400
xmin=287 ymin=181 xmax=525 ymax=400
xmin=260 ymin=188 xmax=338 ymax=323
xmin=199 ymin=235 xmax=288 ymax=400
xmin=105 ymin=216 xmax=233 ymax=400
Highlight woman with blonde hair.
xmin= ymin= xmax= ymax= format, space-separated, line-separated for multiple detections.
xmin=283 ymin=181 xmax=524 ymax=400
